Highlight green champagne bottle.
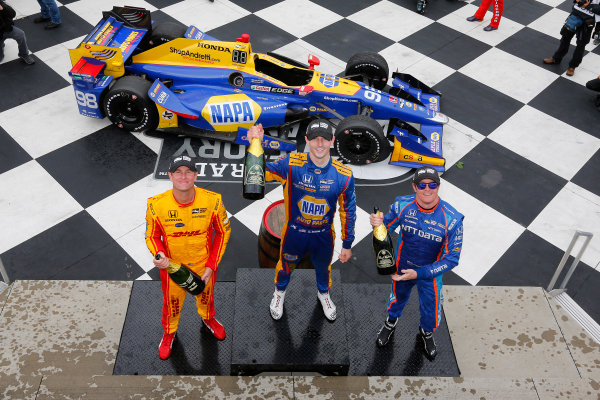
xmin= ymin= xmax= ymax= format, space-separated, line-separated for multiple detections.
xmin=243 ymin=137 xmax=266 ymax=200
xmin=155 ymin=255 xmax=206 ymax=295
xmin=372 ymin=206 xmax=396 ymax=275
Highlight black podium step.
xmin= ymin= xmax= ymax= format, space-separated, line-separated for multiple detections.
xmin=343 ymin=283 xmax=460 ymax=376
xmin=113 ymin=269 xmax=459 ymax=376
xmin=113 ymin=280 xmax=235 ymax=375
xmin=231 ymin=269 xmax=349 ymax=376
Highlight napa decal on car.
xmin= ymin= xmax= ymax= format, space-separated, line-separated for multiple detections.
xmin=201 ymin=94 xmax=262 ymax=131
xmin=310 ymin=72 xmax=360 ymax=96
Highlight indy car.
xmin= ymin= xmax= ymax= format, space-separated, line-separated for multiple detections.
xmin=68 ymin=6 xmax=448 ymax=171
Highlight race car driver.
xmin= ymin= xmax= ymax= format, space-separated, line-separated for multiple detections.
xmin=246 ymin=121 xmax=356 ymax=322
xmin=369 ymin=166 xmax=463 ymax=359
xmin=145 ymin=155 xmax=231 ymax=360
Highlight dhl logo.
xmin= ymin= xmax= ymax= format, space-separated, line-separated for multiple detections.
xmin=298 ymin=196 xmax=330 ymax=220
xmin=201 ymin=94 xmax=261 ymax=130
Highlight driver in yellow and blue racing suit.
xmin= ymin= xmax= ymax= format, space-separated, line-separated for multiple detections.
xmin=246 ymin=120 xmax=356 ymax=322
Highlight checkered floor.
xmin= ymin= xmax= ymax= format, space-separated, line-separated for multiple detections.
xmin=1 ymin=0 xmax=599 ymax=321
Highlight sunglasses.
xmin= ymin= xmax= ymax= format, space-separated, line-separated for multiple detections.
xmin=416 ymin=182 xmax=439 ymax=190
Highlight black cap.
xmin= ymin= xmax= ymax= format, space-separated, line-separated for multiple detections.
xmin=412 ymin=166 xmax=440 ymax=184
xmin=306 ymin=119 xmax=334 ymax=140
xmin=169 ymin=155 xmax=197 ymax=173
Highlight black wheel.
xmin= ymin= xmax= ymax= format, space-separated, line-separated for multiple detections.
xmin=103 ymin=76 xmax=158 ymax=132
xmin=344 ymin=52 xmax=389 ymax=90
xmin=334 ymin=115 xmax=391 ymax=165
xmin=149 ymin=22 xmax=187 ymax=46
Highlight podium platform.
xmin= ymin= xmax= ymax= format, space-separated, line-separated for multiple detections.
xmin=113 ymin=268 xmax=459 ymax=376
xmin=113 ymin=281 xmax=235 ymax=376
xmin=231 ymin=269 xmax=349 ymax=375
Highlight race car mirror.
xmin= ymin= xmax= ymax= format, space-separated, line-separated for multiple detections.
xmin=299 ymin=85 xmax=313 ymax=96
xmin=237 ymin=33 xmax=250 ymax=43
xmin=308 ymin=54 xmax=320 ymax=70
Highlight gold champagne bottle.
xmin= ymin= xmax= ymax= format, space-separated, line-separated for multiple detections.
xmin=372 ymin=207 xmax=396 ymax=275
xmin=156 ymin=255 xmax=206 ymax=295
xmin=242 ymin=137 xmax=265 ymax=200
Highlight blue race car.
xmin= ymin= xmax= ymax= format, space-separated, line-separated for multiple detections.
xmin=68 ymin=6 xmax=449 ymax=170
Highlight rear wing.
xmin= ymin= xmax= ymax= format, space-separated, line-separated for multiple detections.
xmin=68 ymin=6 xmax=151 ymax=78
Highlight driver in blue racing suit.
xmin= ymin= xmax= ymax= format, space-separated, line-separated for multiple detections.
xmin=246 ymin=120 xmax=356 ymax=322
xmin=369 ymin=166 xmax=463 ymax=359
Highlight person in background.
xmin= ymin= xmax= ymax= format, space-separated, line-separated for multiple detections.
xmin=466 ymin=0 xmax=504 ymax=31
xmin=543 ymin=0 xmax=600 ymax=76
xmin=0 ymin=1 xmax=35 ymax=64
xmin=34 ymin=0 xmax=61 ymax=29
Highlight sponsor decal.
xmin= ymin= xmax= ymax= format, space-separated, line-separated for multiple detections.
xmin=302 ymin=174 xmax=314 ymax=185
xmin=297 ymin=196 xmax=330 ymax=223
xmin=192 ymin=208 xmax=200 ymax=214
xmin=310 ymin=106 xmax=317 ymax=112
xmin=322 ymin=96 xmax=358 ymax=103
xmin=268 ymin=141 xmax=280 ymax=149
xmin=283 ymin=253 xmax=299 ymax=261
xmin=209 ymin=101 xmax=255 ymax=124
xmin=175 ymin=223 xmax=185 ymax=227
xmin=198 ymin=43 xmax=232 ymax=53
xmin=157 ymin=91 xmax=169 ymax=105
xmin=314 ymin=169 xmax=321 ymax=174
xmin=251 ymin=85 xmax=270 ymax=92
xmin=402 ymin=225 xmax=443 ymax=242
xmin=170 ymin=47 xmax=212 ymax=61
xmin=168 ymin=210 xmax=178 ymax=218
xmin=169 ymin=230 xmax=204 ymax=237
xmin=431 ymin=132 xmax=440 ymax=142
xmin=319 ymin=74 xmax=339 ymax=88
xmin=162 ymin=110 xmax=174 ymax=120
xmin=119 ymin=31 xmax=143 ymax=54
xmin=389 ymin=96 xmax=397 ymax=104
xmin=319 ymin=185 xmax=330 ymax=191
xmin=408 ymin=209 xmax=417 ymax=217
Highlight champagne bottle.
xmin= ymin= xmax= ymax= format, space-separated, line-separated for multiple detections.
xmin=372 ymin=207 xmax=396 ymax=275
xmin=242 ymin=137 xmax=266 ymax=200
xmin=155 ymin=255 xmax=206 ymax=296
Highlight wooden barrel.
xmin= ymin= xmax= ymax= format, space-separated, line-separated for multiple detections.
xmin=258 ymin=200 xmax=313 ymax=269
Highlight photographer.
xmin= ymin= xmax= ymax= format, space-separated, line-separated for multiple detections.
xmin=543 ymin=0 xmax=600 ymax=76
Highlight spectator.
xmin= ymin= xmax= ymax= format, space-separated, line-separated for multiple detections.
xmin=0 ymin=1 xmax=35 ymax=64
xmin=34 ymin=0 xmax=61 ymax=29
xmin=543 ymin=0 xmax=600 ymax=76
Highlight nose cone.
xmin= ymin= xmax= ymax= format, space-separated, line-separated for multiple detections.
xmin=429 ymin=112 xmax=449 ymax=124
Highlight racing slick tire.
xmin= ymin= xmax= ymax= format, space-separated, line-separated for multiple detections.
xmin=334 ymin=115 xmax=391 ymax=165
xmin=345 ymin=52 xmax=389 ymax=90
xmin=149 ymin=22 xmax=187 ymax=46
xmin=103 ymin=76 xmax=159 ymax=132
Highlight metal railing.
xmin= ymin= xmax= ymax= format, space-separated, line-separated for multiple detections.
xmin=0 ymin=256 xmax=9 ymax=295
xmin=547 ymin=230 xmax=593 ymax=296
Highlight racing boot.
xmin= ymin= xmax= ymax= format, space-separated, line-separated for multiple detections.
xmin=420 ymin=326 xmax=437 ymax=360
xmin=270 ymin=288 xmax=286 ymax=320
xmin=203 ymin=317 xmax=226 ymax=340
xmin=317 ymin=290 xmax=337 ymax=321
xmin=416 ymin=0 xmax=427 ymax=14
xmin=376 ymin=317 xmax=397 ymax=347
xmin=158 ymin=332 xmax=176 ymax=360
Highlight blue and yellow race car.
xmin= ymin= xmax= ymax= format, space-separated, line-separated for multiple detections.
xmin=68 ymin=6 xmax=448 ymax=171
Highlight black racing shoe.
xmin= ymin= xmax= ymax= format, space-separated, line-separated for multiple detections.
xmin=416 ymin=0 xmax=427 ymax=14
xmin=419 ymin=326 xmax=437 ymax=360
xmin=376 ymin=318 xmax=397 ymax=347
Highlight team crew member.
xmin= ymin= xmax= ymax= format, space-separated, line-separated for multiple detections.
xmin=369 ymin=166 xmax=463 ymax=359
xmin=466 ymin=0 xmax=504 ymax=31
xmin=246 ymin=121 xmax=356 ymax=322
xmin=145 ymin=155 xmax=231 ymax=360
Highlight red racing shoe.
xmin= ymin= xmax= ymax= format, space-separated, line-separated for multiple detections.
xmin=203 ymin=317 xmax=226 ymax=340
xmin=158 ymin=332 xmax=176 ymax=360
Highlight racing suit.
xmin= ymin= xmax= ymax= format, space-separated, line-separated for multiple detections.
xmin=474 ymin=0 xmax=504 ymax=28
xmin=145 ymin=187 xmax=231 ymax=334
xmin=383 ymin=194 xmax=463 ymax=333
xmin=266 ymin=152 xmax=356 ymax=293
